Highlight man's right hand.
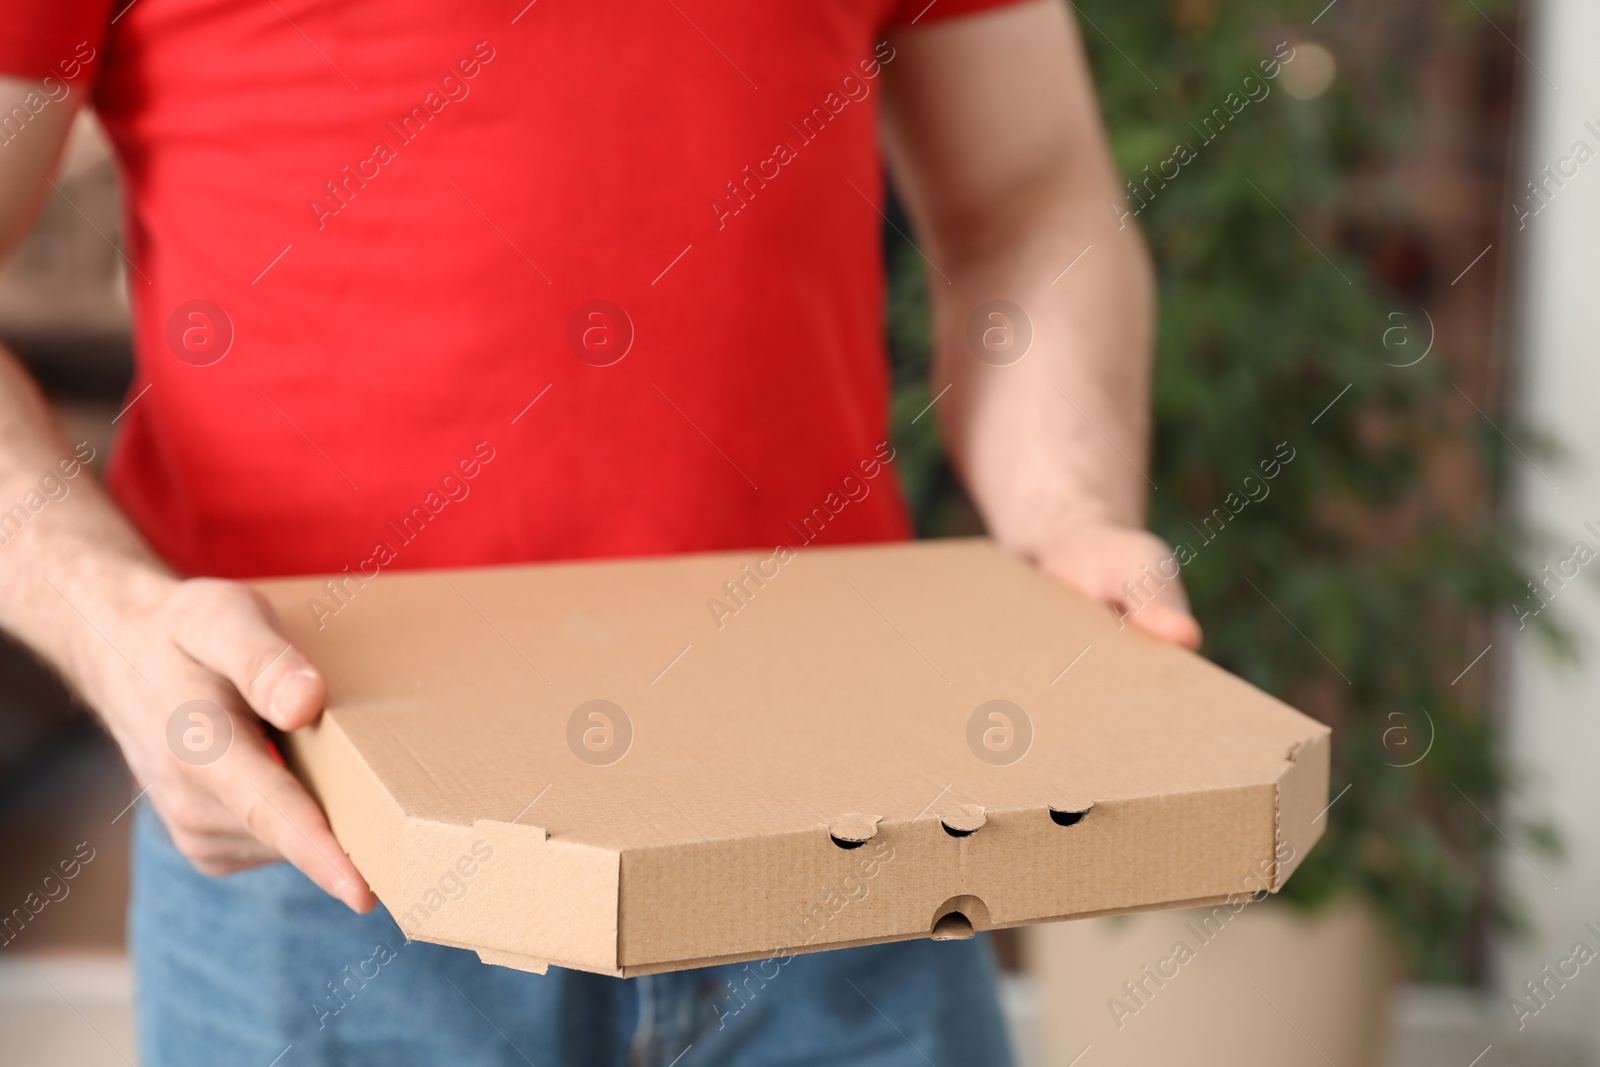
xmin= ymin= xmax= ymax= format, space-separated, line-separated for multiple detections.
xmin=80 ymin=569 xmax=376 ymax=912
xmin=0 ymin=75 xmax=373 ymax=913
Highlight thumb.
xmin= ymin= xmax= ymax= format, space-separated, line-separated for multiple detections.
xmin=171 ymin=579 xmax=326 ymax=730
xmin=1124 ymin=600 xmax=1203 ymax=651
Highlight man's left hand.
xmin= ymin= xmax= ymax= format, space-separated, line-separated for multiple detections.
xmin=1035 ymin=523 xmax=1203 ymax=650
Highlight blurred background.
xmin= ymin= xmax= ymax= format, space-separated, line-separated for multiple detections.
xmin=3 ymin=0 xmax=1598 ymax=1064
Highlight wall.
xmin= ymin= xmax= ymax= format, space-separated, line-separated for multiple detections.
xmin=1503 ymin=0 xmax=1600 ymax=1052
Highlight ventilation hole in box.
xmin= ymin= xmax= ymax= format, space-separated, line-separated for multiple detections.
xmin=825 ymin=812 xmax=880 ymax=850
xmin=1048 ymin=806 xmax=1091 ymax=827
xmin=938 ymin=804 xmax=985 ymax=837
xmin=930 ymin=894 xmax=990 ymax=941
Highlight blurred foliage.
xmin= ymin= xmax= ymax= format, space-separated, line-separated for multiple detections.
xmin=885 ymin=0 xmax=1562 ymax=982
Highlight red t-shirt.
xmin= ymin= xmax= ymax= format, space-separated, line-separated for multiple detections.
xmin=3 ymin=0 xmax=1018 ymax=579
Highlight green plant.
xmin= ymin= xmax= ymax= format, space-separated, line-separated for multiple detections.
xmin=885 ymin=0 xmax=1560 ymax=982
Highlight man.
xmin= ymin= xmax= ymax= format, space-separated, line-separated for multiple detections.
xmin=0 ymin=0 xmax=1199 ymax=1063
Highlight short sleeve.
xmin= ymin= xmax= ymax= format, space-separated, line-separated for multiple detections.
xmin=0 ymin=0 xmax=113 ymax=81
xmin=884 ymin=0 xmax=1035 ymax=29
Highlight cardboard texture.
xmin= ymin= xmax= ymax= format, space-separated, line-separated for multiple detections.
xmin=254 ymin=538 xmax=1330 ymax=977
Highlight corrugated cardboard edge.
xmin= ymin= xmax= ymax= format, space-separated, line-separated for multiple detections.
xmin=615 ymin=889 xmax=1254 ymax=977
xmin=403 ymin=941 xmax=552 ymax=975
xmin=618 ymin=721 xmax=1330 ymax=978
xmin=1270 ymin=726 xmax=1332 ymax=890
xmin=283 ymin=713 xmax=411 ymax=904
xmin=292 ymin=713 xmax=1329 ymax=974
xmin=286 ymin=715 xmax=625 ymax=976
xmin=456 ymin=815 xmax=621 ymax=975
xmin=471 ymin=948 xmax=552 ymax=973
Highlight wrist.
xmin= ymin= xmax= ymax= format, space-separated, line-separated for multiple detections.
xmin=47 ymin=547 xmax=177 ymax=710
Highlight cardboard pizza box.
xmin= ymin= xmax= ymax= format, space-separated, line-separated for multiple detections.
xmin=254 ymin=537 xmax=1329 ymax=977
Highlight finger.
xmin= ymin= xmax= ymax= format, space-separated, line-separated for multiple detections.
xmin=214 ymin=739 xmax=377 ymax=913
xmin=153 ymin=708 xmax=308 ymax=874
xmin=172 ymin=582 xmax=326 ymax=730
xmin=1127 ymin=601 xmax=1203 ymax=650
xmin=167 ymin=820 xmax=282 ymax=875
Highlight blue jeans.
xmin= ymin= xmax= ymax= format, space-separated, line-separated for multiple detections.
xmin=130 ymin=805 xmax=1015 ymax=1066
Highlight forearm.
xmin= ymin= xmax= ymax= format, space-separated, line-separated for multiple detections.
xmin=0 ymin=344 xmax=173 ymax=698
xmin=882 ymin=1 xmax=1155 ymax=562
xmin=0 ymin=77 xmax=174 ymax=699
xmin=930 ymin=181 xmax=1153 ymax=558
